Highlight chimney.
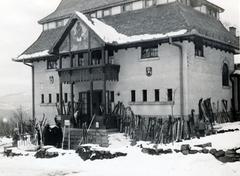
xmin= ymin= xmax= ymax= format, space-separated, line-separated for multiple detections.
xmin=229 ymin=27 xmax=236 ymax=36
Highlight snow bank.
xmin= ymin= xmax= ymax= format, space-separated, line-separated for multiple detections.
xmin=0 ymin=137 xmax=12 ymax=146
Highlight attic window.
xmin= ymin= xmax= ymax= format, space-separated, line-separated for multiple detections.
xmin=90 ymin=12 xmax=97 ymax=18
xmin=141 ymin=45 xmax=158 ymax=59
xmin=96 ymin=10 xmax=103 ymax=18
xmin=207 ymin=8 xmax=217 ymax=18
xmin=195 ymin=39 xmax=204 ymax=57
xmin=145 ymin=0 xmax=154 ymax=7
xmin=123 ymin=3 xmax=132 ymax=12
xmin=132 ymin=1 xmax=143 ymax=10
xmin=103 ymin=9 xmax=111 ymax=16
xmin=111 ymin=6 xmax=121 ymax=15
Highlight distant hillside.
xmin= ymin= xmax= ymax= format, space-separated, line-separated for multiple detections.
xmin=0 ymin=92 xmax=31 ymax=119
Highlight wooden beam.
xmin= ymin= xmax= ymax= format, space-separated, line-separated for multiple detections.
xmin=59 ymin=56 xmax=63 ymax=115
xmin=102 ymin=49 xmax=107 ymax=121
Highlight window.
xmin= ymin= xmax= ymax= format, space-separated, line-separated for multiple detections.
xmin=91 ymin=50 xmax=102 ymax=65
xmin=141 ymin=45 xmax=158 ymax=59
xmin=156 ymin=0 xmax=167 ymax=5
xmin=96 ymin=10 xmax=103 ymax=18
xmin=110 ymin=91 xmax=115 ymax=102
xmin=49 ymin=94 xmax=52 ymax=103
xmin=145 ymin=0 xmax=154 ymax=7
xmin=155 ymin=89 xmax=160 ymax=102
xmin=56 ymin=20 xmax=64 ymax=28
xmin=63 ymin=18 xmax=69 ymax=25
xmin=90 ymin=12 xmax=97 ymax=18
xmin=123 ymin=3 xmax=132 ymax=12
xmin=78 ymin=53 xmax=85 ymax=66
xmin=79 ymin=92 xmax=88 ymax=114
xmin=108 ymin=50 xmax=114 ymax=64
xmin=132 ymin=1 xmax=143 ymax=10
xmin=131 ymin=90 xmax=136 ymax=102
xmin=64 ymin=93 xmax=68 ymax=103
xmin=195 ymin=39 xmax=204 ymax=57
xmin=222 ymin=63 xmax=229 ymax=86
xmin=111 ymin=6 xmax=121 ymax=15
xmin=142 ymin=90 xmax=147 ymax=102
xmin=167 ymin=89 xmax=173 ymax=101
xmin=43 ymin=23 xmax=48 ymax=31
xmin=48 ymin=22 xmax=56 ymax=30
xmin=47 ymin=60 xmax=58 ymax=69
xmin=103 ymin=9 xmax=111 ymax=16
xmin=56 ymin=93 xmax=60 ymax=103
xmin=41 ymin=94 xmax=44 ymax=104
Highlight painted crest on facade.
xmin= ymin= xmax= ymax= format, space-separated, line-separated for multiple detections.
xmin=146 ymin=67 xmax=152 ymax=77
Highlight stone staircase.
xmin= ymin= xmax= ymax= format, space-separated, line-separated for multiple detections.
xmin=63 ymin=128 xmax=118 ymax=149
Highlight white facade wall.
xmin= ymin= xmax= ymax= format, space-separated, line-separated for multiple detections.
xmin=33 ymin=41 xmax=234 ymax=123
xmin=188 ymin=44 xmax=234 ymax=114
xmin=111 ymin=43 xmax=182 ymax=117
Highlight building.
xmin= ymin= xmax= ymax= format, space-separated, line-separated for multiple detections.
xmin=232 ymin=63 xmax=240 ymax=119
xmin=14 ymin=0 xmax=239 ymax=128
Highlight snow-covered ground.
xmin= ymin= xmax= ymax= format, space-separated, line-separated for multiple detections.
xmin=0 ymin=122 xmax=240 ymax=176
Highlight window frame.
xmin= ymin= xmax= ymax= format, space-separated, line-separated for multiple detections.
xmin=41 ymin=94 xmax=44 ymax=104
xmin=64 ymin=93 xmax=68 ymax=103
xmin=131 ymin=90 xmax=136 ymax=102
xmin=142 ymin=89 xmax=147 ymax=102
xmin=110 ymin=91 xmax=115 ymax=102
xmin=47 ymin=60 xmax=58 ymax=70
xmin=56 ymin=93 xmax=60 ymax=103
xmin=155 ymin=89 xmax=160 ymax=102
xmin=167 ymin=89 xmax=173 ymax=102
xmin=49 ymin=94 xmax=52 ymax=103
xmin=141 ymin=45 xmax=159 ymax=59
xmin=222 ymin=63 xmax=229 ymax=87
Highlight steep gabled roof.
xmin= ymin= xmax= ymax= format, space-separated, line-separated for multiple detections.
xmin=39 ymin=0 xmax=126 ymax=24
xmin=101 ymin=2 xmax=238 ymax=46
xmin=16 ymin=2 xmax=239 ymax=61
xmin=18 ymin=27 xmax=65 ymax=58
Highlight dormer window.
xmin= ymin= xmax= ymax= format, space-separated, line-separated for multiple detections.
xmin=96 ymin=10 xmax=103 ymax=18
xmin=145 ymin=0 xmax=154 ymax=7
xmin=90 ymin=12 xmax=97 ymax=18
xmin=103 ymin=9 xmax=111 ymax=17
xmin=123 ymin=3 xmax=132 ymax=12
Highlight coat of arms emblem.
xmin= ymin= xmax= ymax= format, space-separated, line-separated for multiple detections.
xmin=146 ymin=67 xmax=152 ymax=77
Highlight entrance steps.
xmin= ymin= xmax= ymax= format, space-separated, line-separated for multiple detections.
xmin=63 ymin=128 xmax=118 ymax=149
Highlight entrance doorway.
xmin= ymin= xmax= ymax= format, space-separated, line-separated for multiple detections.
xmin=92 ymin=90 xmax=103 ymax=116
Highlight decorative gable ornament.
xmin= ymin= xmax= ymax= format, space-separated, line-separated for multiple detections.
xmin=146 ymin=67 xmax=152 ymax=77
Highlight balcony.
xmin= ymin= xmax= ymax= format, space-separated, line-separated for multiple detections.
xmin=58 ymin=64 xmax=120 ymax=83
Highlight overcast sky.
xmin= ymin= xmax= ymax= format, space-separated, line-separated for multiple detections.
xmin=0 ymin=0 xmax=239 ymax=97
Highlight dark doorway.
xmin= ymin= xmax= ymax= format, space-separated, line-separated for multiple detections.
xmin=92 ymin=90 xmax=103 ymax=116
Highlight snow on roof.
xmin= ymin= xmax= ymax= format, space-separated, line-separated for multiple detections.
xmin=75 ymin=11 xmax=188 ymax=45
xmin=17 ymin=50 xmax=50 ymax=60
xmin=17 ymin=12 xmax=187 ymax=60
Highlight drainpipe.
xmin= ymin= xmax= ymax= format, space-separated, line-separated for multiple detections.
xmin=168 ymin=38 xmax=187 ymax=118
xmin=23 ymin=60 xmax=36 ymax=126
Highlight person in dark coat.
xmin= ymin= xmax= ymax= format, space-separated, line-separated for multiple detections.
xmin=54 ymin=117 xmax=63 ymax=148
